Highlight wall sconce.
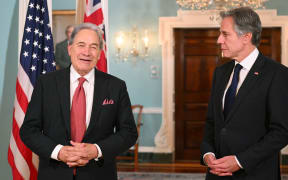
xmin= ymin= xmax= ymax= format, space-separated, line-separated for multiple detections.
xmin=115 ymin=27 xmax=150 ymax=62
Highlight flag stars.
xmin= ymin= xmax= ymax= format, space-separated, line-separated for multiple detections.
xmin=24 ymin=39 xmax=30 ymax=45
xmin=26 ymin=27 xmax=31 ymax=33
xmin=27 ymin=15 xmax=33 ymax=21
xmin=35 ymin=16 xmax=40 ymax=22
xmin=34 ymin=28 xmax=39 ymax=35
xmin=23 ymin=51 xmax=29 ymax=57
xmin=29 ymin=3 xmax=34 ymax=8
xmin=33 ymin=41 xmax=39 ymax=47
xmin=31 ymin=65 xmax=36 ymax=71
xmin=45 ymin=34 xmax=51 ymax=40
xmin=20 ymin=4 xmax=55 ymax=75
xmin=32 ymin=53 xmax=37 ymax=59
xmin=44 ymin=46 xmax=49 ymax=52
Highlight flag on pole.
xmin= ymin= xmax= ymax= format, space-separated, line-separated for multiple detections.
xmin=8 ymin=0 xmax=55 ymax=179
xmin=84 ymin=0 xmax=107 ymax=73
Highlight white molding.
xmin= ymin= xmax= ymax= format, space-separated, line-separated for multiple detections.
xmin=158 ymin=9 xmax=288 ymax=155
xmin=138 ymin=146 xmax=155 ymax=153
xmin=132 ymin=107 xmax=162 ymax=114
xmin=138 ymin=146 xmax=171 ymax=153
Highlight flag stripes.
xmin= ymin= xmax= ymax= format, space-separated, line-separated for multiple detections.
xmin=84 ymin=0 xmax=107 ymax=73
xmin=8 ymin=0 xmax=55 ymax=179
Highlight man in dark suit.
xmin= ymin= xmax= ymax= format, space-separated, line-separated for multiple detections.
xmin=55 ymin=25 xmax=74 ymax=70
xmin=20 ymin=23 xmax=138 ymax=179
xmin=201 ymin=7 xmax=288 ymax=179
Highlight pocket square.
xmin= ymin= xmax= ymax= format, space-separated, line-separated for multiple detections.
xmin=102 ymin=98 xmax=114 ymax=105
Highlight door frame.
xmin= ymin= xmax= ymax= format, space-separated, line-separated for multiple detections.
xmin=155 ymin=9 xmax=288 ymax=158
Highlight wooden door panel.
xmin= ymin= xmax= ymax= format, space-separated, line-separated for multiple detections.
xmin=184 ymin=121 xmax=205 ymax=148
xmin=185 ymin=56 xmax=216 ymax=92
xmin=175 ymin=28 xmax=219 ymax=162
xmin=259 ymin=28 xmax=281 ymax=62
xmin=184 ymin=93 xmax=210 ymax=101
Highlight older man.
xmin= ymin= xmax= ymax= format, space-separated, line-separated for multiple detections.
xmin=20 ymin=23 xmax=138 ymax=180
xmin=201 ymin=7 xmax=288 ymax=180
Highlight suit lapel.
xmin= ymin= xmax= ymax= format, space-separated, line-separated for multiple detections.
xmin=84 ymin=69 xmax=107 ymax=138
xmin=215 ymin=61 xmax=235 ymax=123
xmin=56 ymin=68 xmax=71 ymax=137
xmin=225 ymin=53 xmax=265 ymax=122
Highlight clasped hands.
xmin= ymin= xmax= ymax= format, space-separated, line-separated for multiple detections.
xmin=204 ymin=154 xmax=240 ymax=176
xmin=58 ymin=141 xmax=98 ymax=167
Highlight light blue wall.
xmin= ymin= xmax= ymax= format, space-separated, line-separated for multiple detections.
xmin=52 ymin=0 xmax=75 ymax=10
xmin=139 ymin=114 xmax=162 ymax=146
xmin=1 ymin=0 xmax=288 ymax=179
xmin=266 ymin=0 xmax=288 ymax=15
xmin=0 ymin=0 xmax=18 ymax=179
xmin=108 ymin=0 xmax=177 ymax=107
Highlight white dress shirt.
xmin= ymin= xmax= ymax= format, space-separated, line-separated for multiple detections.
xmin=222 ymin=48 xmax=259 ymax=109
xmin=204 ymin=48 xmax=259 ymax=168
xmin=51 ymin=66 xmax=102 ymax=161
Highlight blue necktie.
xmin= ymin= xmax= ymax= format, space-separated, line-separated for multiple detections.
xmin=224 ymin=64 xmax=243 ymax=118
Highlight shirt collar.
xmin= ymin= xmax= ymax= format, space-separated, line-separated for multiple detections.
xmin=234 ymin=48 xmax=259 ymax=71
xmin=70 ymin=66 xmax=95 ymax=84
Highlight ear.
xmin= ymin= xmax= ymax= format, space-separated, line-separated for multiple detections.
xmin=242 ymin=32 xmax=253 ymax=44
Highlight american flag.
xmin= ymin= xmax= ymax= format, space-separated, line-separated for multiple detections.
xmin=84 ymin=0 xmax=107 ymax=73
xmin=8 ymin=0 xmax=55 ymax=179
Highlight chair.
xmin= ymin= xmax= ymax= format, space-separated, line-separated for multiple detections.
xmin=117 ymin=105 xmax=143 ymax=171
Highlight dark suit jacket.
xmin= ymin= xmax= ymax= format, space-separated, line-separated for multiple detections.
xmin=201 ymin=53 xmax=288 ymax=180
xmin=55 ymin=39 xmax=71 ymax=69
xmin=20 ymin=67 xmax=138 ymax=180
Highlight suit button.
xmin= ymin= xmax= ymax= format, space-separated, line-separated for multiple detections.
xmin=220 ymin=128 xmax=227 ymax=135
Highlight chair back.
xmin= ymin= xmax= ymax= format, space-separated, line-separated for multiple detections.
xmin=132 ymin=105 xmax=144 ymax=136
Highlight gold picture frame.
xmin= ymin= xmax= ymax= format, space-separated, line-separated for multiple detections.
xmin=52 ymin=10 xmax=75 ymax=45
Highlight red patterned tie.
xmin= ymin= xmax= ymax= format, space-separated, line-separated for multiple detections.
xmin=71 ymin=77 xmax=86 ymax=143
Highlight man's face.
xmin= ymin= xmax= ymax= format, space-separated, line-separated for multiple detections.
xmin=66 ymin=27 xmax=74 ymax=40
xmin=217 ymin=17 xmax=246 ymax=60
xmin=68 ymin=29 xmax=101 ymax=76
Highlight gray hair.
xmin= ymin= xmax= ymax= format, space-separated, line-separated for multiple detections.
xmin=220 ymin=7 xmax=262 ymax=47
xmin=68 ymin=23 xmax=103 ymax=50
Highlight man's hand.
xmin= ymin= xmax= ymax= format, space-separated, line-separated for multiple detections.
xmin=65 ymin=141 xmax=98 ymax=167
xmin=204 ymin=153 xmax=216 ymax=167
xmin=58 ymin=145 xmax=82 ymax=164
xmin=209 ymin=155 xmax=240 ymax=176
xmin=57 ymin=141 xmax=98 ymax=167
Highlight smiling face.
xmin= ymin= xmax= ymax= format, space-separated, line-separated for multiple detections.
xmin=68 ymin=29 xmax=101 ymax=76
xmin=217 ymin=17 xmax=247 ymax=61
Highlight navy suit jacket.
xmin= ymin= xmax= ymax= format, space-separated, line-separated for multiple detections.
xmin=201 ymin=53 xmax=288 ymax=180
xmin=20 ymin=67 xmax=138 ymax=180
